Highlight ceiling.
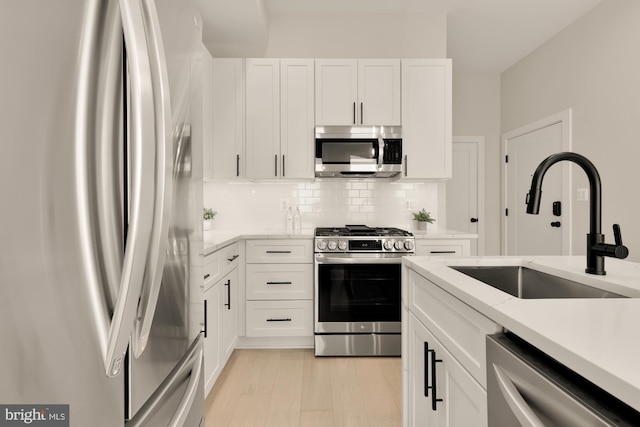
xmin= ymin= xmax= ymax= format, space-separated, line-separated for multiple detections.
xmin=197 ymin=0 xmax=604 ymax=74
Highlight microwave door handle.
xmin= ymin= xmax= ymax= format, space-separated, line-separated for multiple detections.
xmin=378 ymin=137 xmax=385 ymax=169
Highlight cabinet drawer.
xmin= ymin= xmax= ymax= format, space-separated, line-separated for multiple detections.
xmin=408 ymin=270 xmax=500 ymax=388
xmin=204 ymin=251 xmax=221 ymax=290
xmin=246 ymin=300 xmax=313 ymax=337
xmin=246 ymin=239 xmax=313 ymax=263
xmin=415 ymin=239 xmax=470 ymax=257
xmin=246 ymin=264 xmax=313 ymax=300
xmin=204 ymin=242 xmax=240 ymax=290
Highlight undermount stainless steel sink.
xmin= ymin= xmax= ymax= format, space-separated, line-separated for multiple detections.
xmin=451 ymin=266 xmax=626 ymax=299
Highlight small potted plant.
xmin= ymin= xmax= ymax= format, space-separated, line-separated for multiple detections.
xmin=203 ymin=208 xmax=217 ymax=231
xmin=412 ymin=208 xmax=435 ymax=231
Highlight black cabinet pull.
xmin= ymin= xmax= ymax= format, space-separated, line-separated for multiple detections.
xmin=266 ymin=250 xmax=292 ymax=254
xmin=236 ymin=154 xmax=240 ymax=177
xmin=266 ymin=318 xmax=292 ymax=322
xmin=404 ymin=155 xmax=408 ymax=177
xmin=225 ymin=279 xmax=231 ymax=310
xmin=353 ymin=102 xmax=356 ymax=124
xmin=360 ymin=102 xmax=363 ymax=124
xmin=430 ymin=251 xmax=456 ymax=254
xmin=274 ymin=154 xmax=278 ymax=177
xmin=203 ymin=300 xmax=208 ymax=338
xmin=227 ymin=254 xmax=239 ymax=262
xmin=424 ymin=342 xmax=430 ymax=397
xmin=282 ymin=154 xmax=285 ymax=177
xmin=204 ymin=273 xmax=210 ymax=280
xmin=428 ymin=349 xmax=443 ymax=410
xmin=266 ymin=281 xmax=293 ymax=285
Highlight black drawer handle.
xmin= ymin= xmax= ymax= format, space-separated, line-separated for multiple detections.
xmin=266 ymin=281 xmax=293 ymax=285
xmin=204 ymin=273 xmax=210 ymax=279
xmin=430 ymin=251 xmax=456 ymax=254
xmin=266 ymin=318 xmax=292 ymax=322
xmin=428 ymin=349 xmax=443 ymax=410
xmin=227 ymin=254 xmax=239 ymax=262
xmin=266 ymin=250 xmax=292 ymax=254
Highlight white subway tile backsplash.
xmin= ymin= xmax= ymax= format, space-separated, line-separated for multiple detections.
xmin=204 ymin=179 xmax=440 ymax=231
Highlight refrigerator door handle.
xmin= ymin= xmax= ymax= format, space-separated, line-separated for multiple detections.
xmin=167 ymin=346 xmax=203 ymax=427
xmin=131 ymin=0 xmax=174 ymax=359
xmin=88 ymin=0 xmax=158 ymax=378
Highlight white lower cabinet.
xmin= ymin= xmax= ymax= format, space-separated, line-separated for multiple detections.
xmin=414 ymin=238 xmax=471 ymax=257
xmin=203 ymin=243 xmax=240 ymax=396
xmin=245 ymin=239 xmax=313 ymax=340
xmin=403 ymin=268 xmax=499 ymax=426
xmin=407 ymin=312 xmax=487 ymax=427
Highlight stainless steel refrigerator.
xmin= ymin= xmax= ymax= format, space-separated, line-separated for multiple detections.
xmin=0 ymin=0 xmax=204 ymax=426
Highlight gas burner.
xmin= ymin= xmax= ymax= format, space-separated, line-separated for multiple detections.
xmin=314 ymin=225 xmax=415 ymax=253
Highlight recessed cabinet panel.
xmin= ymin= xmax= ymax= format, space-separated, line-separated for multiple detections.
xmin=315 ymin=59 xmax=358 ymax=125
xmin=401 ymin=59 xmax=452 ymax=179
xmin=246 ymin=59 xmax=281 ymax=179
xmin=358 ymin=59 xmax=401 ymax=125
xmin=212 ymin=58 xmax=245 ymax=179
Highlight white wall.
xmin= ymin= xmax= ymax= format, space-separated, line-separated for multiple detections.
xmin=452 ymin=74 xmax=501 ymax=254
xmin=501 ymin=0 xmax=640 ymax=261
xmin=264 ymin=13 xmax=447 ymax=58
xmin=204 ymin=180 xmax=441 ymax=232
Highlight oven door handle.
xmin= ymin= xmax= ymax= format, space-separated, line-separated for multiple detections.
xmin=315 ymin=254 xmax=405 ymax=264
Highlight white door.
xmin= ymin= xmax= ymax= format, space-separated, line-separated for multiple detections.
xmin=504 ymin=112 xmax=571 ymax=256
xmin=447 ymin=138 xmax=482 ymax=255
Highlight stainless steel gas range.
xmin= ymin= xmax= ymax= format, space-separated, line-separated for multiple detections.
xmin=314 ymin=225 xmax=415 ymax=356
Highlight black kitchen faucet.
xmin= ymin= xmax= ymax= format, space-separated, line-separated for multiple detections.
xmin=525 ymin=151 xmax=628 ymax=275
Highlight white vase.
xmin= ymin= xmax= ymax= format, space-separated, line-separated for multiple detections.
xmin=203 ymin=220 xmax=212 ymax=231
xmin=417 ymin=221 xmax=427 ymax=230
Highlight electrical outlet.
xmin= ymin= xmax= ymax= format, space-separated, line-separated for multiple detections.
xmin=405 ymin=200 xmax=414 ymax=210
xmin=280 ymin=198 xmax=289 ymax=211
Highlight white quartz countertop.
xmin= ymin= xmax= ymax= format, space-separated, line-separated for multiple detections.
xmin=203 ymin=228 xmax=315 ymax=254
xmin=403 ymin=255 xmax=640 ymax=412
xmin=203 ymin=227 xmax=475 ymax=255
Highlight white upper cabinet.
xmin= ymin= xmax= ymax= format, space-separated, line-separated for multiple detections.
xmin=246 ymin=58 xmax=314 ymax=179
xmin=246 ymin=58 xmax=281 ymax=179
xmin=280 ymin=59 xmax=315 ymax=179
xmin=211 ymin=58 xmax=245 ymax=179
xmin=315 ymin=59 xmax=401 ymax=126
xmin=401 ymin=59 xmax=452 ymax=179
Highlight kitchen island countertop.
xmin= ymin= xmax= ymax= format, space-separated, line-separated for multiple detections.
xmin=403 ymin=255 xmax=640 ymax=412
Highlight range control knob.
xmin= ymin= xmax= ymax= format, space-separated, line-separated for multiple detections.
xmin=327 ymin=240 xmax=338 ymax=251
xmin=316 ymin=240 xmax=327 ymax=250
xmin=338 ymin=240 xmax=348 ymax=251
xmin=383 ymin=240 xmax=394 ymax=250
xmin=394 ymin=240 xmax=404 ymax=250
xmin=404 ymin=240 xmax=414 ymax=251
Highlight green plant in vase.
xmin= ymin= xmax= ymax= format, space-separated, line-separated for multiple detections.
xmin=412 ymin=208 xmax=435 ymax=230
xmin=203 ymin=208 xmax=217 ymax=230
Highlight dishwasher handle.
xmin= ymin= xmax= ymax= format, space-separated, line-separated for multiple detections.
xmin=493 ymin=364 xmax=545 ymax=427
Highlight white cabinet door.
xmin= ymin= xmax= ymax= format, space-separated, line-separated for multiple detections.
xmin=315 ymin=59 xmax=357 ymax=125
xmin=220 ymin=268 xmax=238 ymax=362
xmin=212 ymin=58 xmax=244 ymax=179
xmin=246 ymin=58 xmax=281 ymax=179
xmin=401 ymin=59 xmax=452 ymax=179
xmin=280 ymin=59 xmax=314 ymax=179
xmin=358 ymin=59 xmax=401 ymax=125
xmin=315 ymin=59 xmax=401 ymax=126
xmin=407 ymin=313 xmax=487 ymax=427
xmin=203 ymin=281 xmax=222 ymax=396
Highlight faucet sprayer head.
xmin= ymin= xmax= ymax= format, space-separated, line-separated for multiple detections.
xmin=525 ymin=188 xmax=542 ymax=214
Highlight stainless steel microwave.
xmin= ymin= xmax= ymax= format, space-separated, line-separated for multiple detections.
xmin=314 ymin=126 xmax=402 ymax=178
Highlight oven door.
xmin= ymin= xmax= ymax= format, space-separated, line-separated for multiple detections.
xmin=314 ymin=253 xmax=403 ymax=334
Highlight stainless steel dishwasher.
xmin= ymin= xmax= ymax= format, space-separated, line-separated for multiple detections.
xmin=486 ymin=333 xmax=640 ymax=426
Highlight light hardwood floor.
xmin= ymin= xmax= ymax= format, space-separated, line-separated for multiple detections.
xmin=205 ymin=349 xmax=402 ymax=427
